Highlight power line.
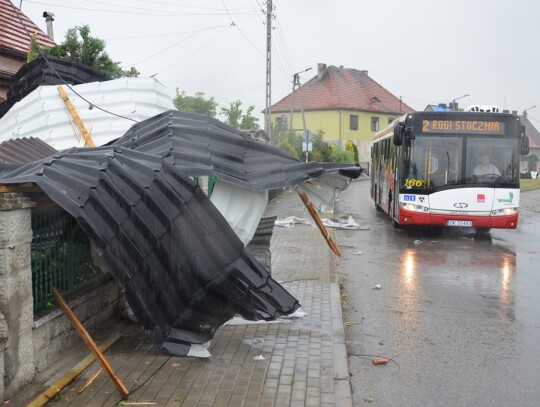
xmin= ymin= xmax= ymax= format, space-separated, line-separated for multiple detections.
xmin=149 ymin=26 xmax=231 ymax=76
xmin=24 ymin=0 xmax=255 ymax=17
xmin=83 ymin=0 xmax=255 ymax=12
xmin=128 ymin=25 xmax=231 ymax=66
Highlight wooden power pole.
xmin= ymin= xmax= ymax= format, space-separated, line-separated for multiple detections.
xmin=265 ymin=0 xmax=272 ymax=140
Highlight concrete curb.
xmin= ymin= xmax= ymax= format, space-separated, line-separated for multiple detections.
xmin=329 ymin=244 xmax=353 ymax=407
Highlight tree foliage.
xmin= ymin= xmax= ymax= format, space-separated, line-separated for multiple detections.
xmin=220 ymin=100 xmax=259 ymax=130
xmin=173 ymin=90 xmax=218 ymax=118
xmin=32 ymin=25 xmax=139 ymax=78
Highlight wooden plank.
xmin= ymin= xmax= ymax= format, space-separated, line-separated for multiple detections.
xmin=0 ymin=183 xmax=42 ymax=193
xmin=26 ymin=332 xmax=122 ymax=407
xmin=298 ymin=192 xmax=341 ymax=257
xmin=51 ymin=288 xmax=129 ymax=399
xmin=56 ymin=86 xmax=96 ymax=147
xmin=78 ymin=367 xmax=103 ymax=394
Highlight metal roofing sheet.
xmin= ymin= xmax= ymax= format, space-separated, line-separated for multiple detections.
xmin=0 ymin=136 xmax=57 ymax=163
xmin=0 ymin=110 xmax=361 ymax=355
xmin=0 ymin=77 xmax=175 ymax=149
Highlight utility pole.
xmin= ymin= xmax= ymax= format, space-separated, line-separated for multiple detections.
xmin=265 ymin=0 xmax=272 ymax=140
xmin=288 ymin=68 xmax=312 ymax=161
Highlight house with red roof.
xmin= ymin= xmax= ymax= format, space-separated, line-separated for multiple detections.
xmin=0 ymin=0 xmax=55 ymax=101
xmin=268 ymin=63 xmax=414 ymax=164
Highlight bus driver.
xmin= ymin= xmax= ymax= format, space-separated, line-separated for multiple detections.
xmin=473 ymin=154 xmax=501 ymax=177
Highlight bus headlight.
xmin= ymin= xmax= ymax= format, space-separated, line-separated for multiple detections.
xmin=402 ymin=203 xmax=429 ymax=213
xmin=491 ymin=208 xmax=518 ymax=216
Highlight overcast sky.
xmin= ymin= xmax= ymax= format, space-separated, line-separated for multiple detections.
xmin=17 ymin=0 xmax=540 ymax=126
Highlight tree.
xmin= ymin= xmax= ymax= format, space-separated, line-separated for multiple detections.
xmin=32 ymin=25 xmax=139 ymax=78
xmin=221 ymin=100 xmax=259 ymax=130
xmin=173 ymin=90 xmax=218 ymax=118
xmin=527 ymin=153 xmax=539 ymax=171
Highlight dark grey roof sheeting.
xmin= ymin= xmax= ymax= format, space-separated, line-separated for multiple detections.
xmin=0 ymin=136 xmax=58 ymax=163
xmin=0 ymin=110 xmax=361 ymax=355
xmin=111 ymin=110 xmax=362 ymax=191
xmin=0 ymin=55 xmax=112 ymax=119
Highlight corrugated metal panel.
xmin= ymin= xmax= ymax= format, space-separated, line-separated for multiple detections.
xmin=0 ymin=136 xmax=57 ymax=163
xmin=0 ymin=55 xmax=114 ymax=119
xmin=114 ymin=110 xmax=362 ymax=192
xmin=0 ymin=77 xmax=175 ymax=149
xmin=0 ymin=111 xmax=361 ymax=355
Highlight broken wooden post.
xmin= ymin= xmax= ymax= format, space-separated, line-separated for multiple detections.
xmin=298 ymin=191 xmax=341 ymax=257
xmin=51 ymin=288 xmax=129 ymax=399
xmin=27 ymin=332 xmax=122 ymax=406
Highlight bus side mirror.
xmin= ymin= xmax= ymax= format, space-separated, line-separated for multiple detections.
xmin=393 ymin=122 xmax=405 ymax=146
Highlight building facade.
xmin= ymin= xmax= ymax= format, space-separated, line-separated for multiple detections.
xmin=268 ymin=63 xmax=414 ymax=165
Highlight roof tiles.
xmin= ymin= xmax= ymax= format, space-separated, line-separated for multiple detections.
xmin=0 ymin=0 xmax=56 ymax=57
xmin=271 ymin=65 xmax=414 ymax=114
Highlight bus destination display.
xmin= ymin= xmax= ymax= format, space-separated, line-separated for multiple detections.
xmin=422 ymin=119 xmax=505 ymax=135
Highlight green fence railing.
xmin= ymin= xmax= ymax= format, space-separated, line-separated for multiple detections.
xmin=31 ymin=207 xmax=102 ymax=312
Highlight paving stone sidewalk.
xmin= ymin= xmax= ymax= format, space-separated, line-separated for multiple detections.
xmin=13 ymin=188 xmax=352 ymax=407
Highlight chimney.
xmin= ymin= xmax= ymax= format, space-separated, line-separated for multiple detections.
xmin=43 ymin=11 xmax=55 ymax=41
xmin=438 ymin=103 xmax=448 ymax=108
xmin=512 ymin=110 xmax=518 ymax=115
xmin=361 ymin=70 xmax=368 ymax=76
xmin=317 ymin=63 xmax=327 ymax=81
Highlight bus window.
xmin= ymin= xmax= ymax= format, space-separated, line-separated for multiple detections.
xmin=465 ymin=138 xmax=518 ymax=183
xmin=403 ymin=136 xmax=462 ymax=188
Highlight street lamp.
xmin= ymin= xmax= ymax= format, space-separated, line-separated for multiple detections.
xmin=451 ymin=94 xmax=469 ymax=111
xmin=289 ymin=67 xmax=312 ymax=133
xmin=523 ymin=105 xmax=537 ymax=117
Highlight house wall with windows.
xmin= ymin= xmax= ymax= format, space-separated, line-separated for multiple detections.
xmin=269 ymin=64 xmax=413 ymax=168
xmin=271 ymin=109 xmax=399 ymax=165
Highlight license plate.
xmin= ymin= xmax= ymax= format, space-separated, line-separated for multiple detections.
xmin=446 ymin=220 xmax=472 ymax=227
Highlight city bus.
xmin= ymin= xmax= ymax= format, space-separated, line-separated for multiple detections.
xmin=371 ymin=108 xmax=530 ymax=231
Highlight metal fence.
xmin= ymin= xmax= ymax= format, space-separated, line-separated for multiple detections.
xmin=31 ymin=207 xmax=102 ymax=311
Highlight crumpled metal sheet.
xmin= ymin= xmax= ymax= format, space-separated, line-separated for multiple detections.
xmin=0 ymin=55 xmax=112 ymax=119
xmin=0 ymin=110 xmax=362 ymax=355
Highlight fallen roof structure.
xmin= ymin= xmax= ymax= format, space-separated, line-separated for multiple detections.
xmin=0 ymin=77 xmax=175 ymax=149
xmin=0 ymin=109 xmax=362 ymax=356
xmin=0 ymin=55 xmax=112 ymax=119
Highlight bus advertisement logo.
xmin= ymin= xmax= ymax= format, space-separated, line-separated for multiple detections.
xmin=404 ymin=195 xmax=416 ymax=202
xmin=453 ymin=202 xmax=468 ymax=209
xmin=477 ymin=194 xmax=485 ymax=203
xmin=497 ymin=192 xmax=514 ymax=204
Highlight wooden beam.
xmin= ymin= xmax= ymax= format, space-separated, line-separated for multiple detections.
xmin=52 ymin=288 xmax=129 ymax=399
xmin=298 ymin=192 xmax=341 ymax=257
xmin=27 ymin=332 xmax=122 ymax=407
xmin=57 ymin=86 xmax=95 ymax=147
xmin=0 ymin=183 xmax=42 ymax=193
xmin=78 ymin=367 xmax=103 ymax=394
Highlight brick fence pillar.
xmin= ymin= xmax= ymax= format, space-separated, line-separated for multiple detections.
xmin=0 ymin=193 xmax=35 ymax=399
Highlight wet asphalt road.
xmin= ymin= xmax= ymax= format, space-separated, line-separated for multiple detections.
xmin=335 ymin=179 xmax=540 ymax=407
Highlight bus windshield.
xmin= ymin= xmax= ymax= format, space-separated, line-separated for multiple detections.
xmin=403 ymin=135 xmax=518 ymax=189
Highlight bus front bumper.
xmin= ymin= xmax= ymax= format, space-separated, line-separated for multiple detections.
xmin=398 ymin=210 xmax=518 ymax=229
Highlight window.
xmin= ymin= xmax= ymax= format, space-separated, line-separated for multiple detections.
xmin=349 ymin=114 xmax=359 ymax=130
xmin=388 ymin=117 xmax=395 ymax=125
xmin=371 ymin=117 xmax=379 ymax=132
xmin=275 ymin=115 xmax=287 ymax=131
